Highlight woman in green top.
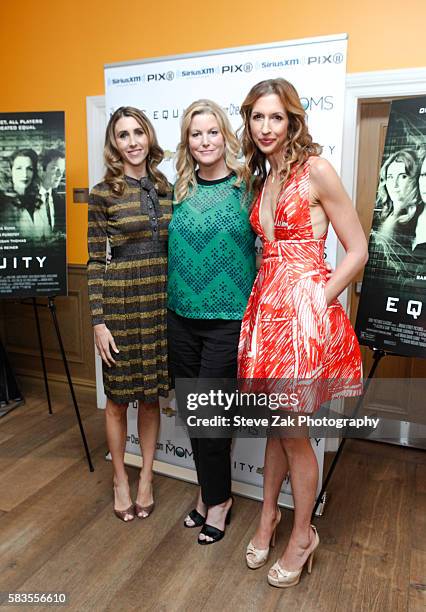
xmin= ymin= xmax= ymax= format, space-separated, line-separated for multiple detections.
xmin=168 ymin=99 xmax=256 ymax=544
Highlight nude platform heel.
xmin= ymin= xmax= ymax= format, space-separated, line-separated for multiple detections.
xmin=246 ymin=508 xmax=282 ymax=569
xmin=267 ymin=524 xmax=319 ymax=588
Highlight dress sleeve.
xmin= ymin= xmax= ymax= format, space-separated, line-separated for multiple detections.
xmin=87 ymin=188 xmax=108 ymax=326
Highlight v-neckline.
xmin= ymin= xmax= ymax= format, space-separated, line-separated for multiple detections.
xmin=259 ymin=172 xmax=284 ymax=242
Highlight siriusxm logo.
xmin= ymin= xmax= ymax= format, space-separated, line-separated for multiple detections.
xmin=178 ymin=67 xmax=215 ymax=78
xmin=221 ymin=62 xmax=253 ymax=74
xmin=261 ymin=58 xmax=299 ymax=68
xmin=146 ymin=71 xmax=175 ymax=82
xmin=110 ymin=75 xmax=142 ymax=86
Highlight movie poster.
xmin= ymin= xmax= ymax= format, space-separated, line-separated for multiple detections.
xmin=0 ymin=112 xmax=66 ymax=297
xmin=356 ymin=97 xmax=426 ymax=358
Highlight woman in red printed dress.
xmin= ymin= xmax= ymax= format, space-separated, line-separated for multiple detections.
xmin=238 ymin=79 xmax=368 ymax=588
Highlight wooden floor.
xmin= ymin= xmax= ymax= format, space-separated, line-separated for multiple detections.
xmin=0 ymin=380 xmax=425 ymax=612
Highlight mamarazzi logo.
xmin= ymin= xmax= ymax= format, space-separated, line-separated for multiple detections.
xmin=300 ymin=95 xmax=334 ymax=111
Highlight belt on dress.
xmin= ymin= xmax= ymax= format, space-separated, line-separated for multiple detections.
xmin=110 ymin=241 xmax=167 ymax=259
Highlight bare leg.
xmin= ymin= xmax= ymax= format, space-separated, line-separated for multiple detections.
xmin=273 ymin=437 xmax=318 ymax=572
xmin=105 ymin=398 xmax=133 ymax=520
xmin=136 ymin=400 xmax=160 ymax=515
xmin=250 ymin=437 xmax=289 ymax=548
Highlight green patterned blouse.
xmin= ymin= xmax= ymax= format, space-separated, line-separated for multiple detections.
xmin=167 ymin=173 xmax=256 ymax=319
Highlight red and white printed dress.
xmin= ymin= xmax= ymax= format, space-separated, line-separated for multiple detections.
xmin=238 ymin=161 xmax=362 ymax=412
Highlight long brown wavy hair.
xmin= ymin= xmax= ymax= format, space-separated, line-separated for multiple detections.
xmin=377 ymin=149 xmax=420 ymax=219
xmin=174 ymin=99 xmax=244 ymax=204
xmin=240 ymin=79 xmax=322 ymax=198
xmin=104 ymin=106 xmax=169 ymax=196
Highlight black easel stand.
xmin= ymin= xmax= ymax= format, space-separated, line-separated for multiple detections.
xmin=32 ymin=299 xmax=52 ymax=415
xmin=312 ymin=348 xmax=386 ymax=518
xmin=30 ymin=297 xmax=94 ymax=472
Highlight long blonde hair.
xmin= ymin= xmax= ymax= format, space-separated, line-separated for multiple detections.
xmin=104 ymin=106 xmax=169 ymax=196
xmin=240 ymin=79 xmax=322 ymax=198
xmin=174 ymin=99 xmax=244 ymax=203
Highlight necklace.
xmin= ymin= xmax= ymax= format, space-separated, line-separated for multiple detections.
xmin=270 ymin=172 xmax=280 ymax=184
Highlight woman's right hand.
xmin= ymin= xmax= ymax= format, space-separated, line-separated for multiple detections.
xmin=94 ymin=323 xmax=119 ymax=366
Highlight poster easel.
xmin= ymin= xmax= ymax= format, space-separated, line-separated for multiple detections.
xmin=22 ymin=297 xmax=94 ymax=472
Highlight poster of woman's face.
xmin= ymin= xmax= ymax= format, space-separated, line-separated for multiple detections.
xmin=376 ymin=149 xmax=421 ymax=242
xmin=370 ymin=143 xmax=426 ymax=281
xmin=11 ymin=155 xmax=35 ymax=195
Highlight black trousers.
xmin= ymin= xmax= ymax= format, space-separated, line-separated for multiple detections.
xmin=168 ymin=309 xmax=241 ymax=506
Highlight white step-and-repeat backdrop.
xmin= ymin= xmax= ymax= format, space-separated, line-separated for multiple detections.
xmin=102 ymin=34 xmax=348 ymax=511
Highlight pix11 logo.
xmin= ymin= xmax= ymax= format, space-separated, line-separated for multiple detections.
xmin=303 ymin=52 xmax=344 ymax=65
xmin=146 ymin=70 xmax=175 ymax=82
xmin=221 ymin=62 xmax=253 ymax=75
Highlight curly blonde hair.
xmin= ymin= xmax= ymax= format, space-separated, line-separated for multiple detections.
xmin=104 ymin=106 xmax=169 ymax=196
xmin=239 ymin=79 xmax=322 ymax=198
xmin=174 ymin=99 xmax=244 ymax=204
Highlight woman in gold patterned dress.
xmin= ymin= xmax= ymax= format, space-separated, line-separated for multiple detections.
xmin=87 ymin=107 xmax=172 ymax=522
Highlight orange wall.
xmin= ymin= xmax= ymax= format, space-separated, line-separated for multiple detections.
xmin=1 ymin=0 xmax=425 ymax=264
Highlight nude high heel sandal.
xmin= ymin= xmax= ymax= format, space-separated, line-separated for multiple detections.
xmin=134 ymin=482 xmax=155 ymax=519
xmin=267 ymin=524 xmax=319 ymax=588
xmin=246 ymin=508 xmax=282 ymax=569
xmin=134 ymin=501 xmax=155 ymax=519
xmin=113 ymin=487 xmax=135 ymax=522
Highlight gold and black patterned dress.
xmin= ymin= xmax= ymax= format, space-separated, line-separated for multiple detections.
xmin=87 ymin=176 xmax=172 ymax=404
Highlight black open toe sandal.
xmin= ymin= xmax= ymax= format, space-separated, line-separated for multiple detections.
xmin=197 ymin=505 xmax=232 ymax=545
xmin=184 ymin=508 xmax=206 ymax=528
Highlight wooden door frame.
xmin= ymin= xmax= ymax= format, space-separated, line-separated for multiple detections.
xmin=340 ymin=66 xmax=426 ymax=311
xmin=86 ymin=95 xmax=107 ymax=191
